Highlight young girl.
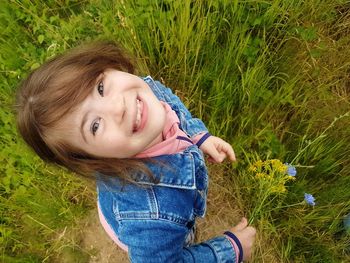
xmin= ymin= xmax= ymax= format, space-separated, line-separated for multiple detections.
xmin=16 ymin=41 xmax=256 ymax=262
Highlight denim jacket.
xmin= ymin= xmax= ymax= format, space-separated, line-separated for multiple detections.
xmin=96 ymin=76 xmax=237 ymax=262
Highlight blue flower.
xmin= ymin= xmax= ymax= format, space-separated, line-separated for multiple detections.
xmin=285 ymin=163 xmax=297 ymax=176
xmin=344 ymin=213 xmax=350 ymax=233
xmin=304 ymin=193 xmax=316 ymax=206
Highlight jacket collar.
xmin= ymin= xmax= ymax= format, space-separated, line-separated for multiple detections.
xmin=97 ymin=145 xmax=203 ymax=191
xmin=132 ymin=145 xmax=199 ymax=190
xmin=142 ymin=76 xmax=167 ymax=101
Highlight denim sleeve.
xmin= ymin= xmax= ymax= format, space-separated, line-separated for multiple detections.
xmin=155 ymin=80 xmax=209 ymax=138
xmin=119 ymin=219 xmax=236 ymax=263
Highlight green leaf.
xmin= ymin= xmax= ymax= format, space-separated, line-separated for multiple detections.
xmin=300 ymin=27 xmax=318 ymax=42
xmin=31 ymin=62 xmax=40 ymax=70
xmin=38 ymin=35 xmax=44 ymax=44
xmin=310 ymin=49 xmax=321 ymax=58
xmin=253 ymin=17 xmax=262 ymax=26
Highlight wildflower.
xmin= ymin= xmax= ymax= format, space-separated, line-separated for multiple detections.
xmin=255 ymin=160 xmax=263 ymax=168
xmin=275 ymin=162 xmax=288 ymax=173
xmin=278 ymin=185 xmax=287 ymax=193
xmin=271 ymin=185 xmax=287 ymax=193
xmin=285 ymin=163 xmax=297 ymax=177
xmin=256 ymin=172 xmax=266 ymax=179
xmin=304 ymin=193 xmax=316 ymax=206
xmin=248 ymin=165 xmax=257 ymax=172
xmin=271 ymin=159 xmax=283 ymax=167
xmin=263 ymin=161 xmax=271 ymax=171
xmin=287 ymin=175 xmax=296 ymax=181
xmin=280 ymin=185 xmax=287 ymax=193
xmin=270 ymin=159 xmax=278 ymax=165
xmin=344 ymin=213 xmax=350 ymax=233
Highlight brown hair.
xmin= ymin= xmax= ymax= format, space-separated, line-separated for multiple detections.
xmin=16 ymin=41 xmax=156 ymax=184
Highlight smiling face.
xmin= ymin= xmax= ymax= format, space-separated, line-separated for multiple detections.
xmin=58 ymin=70 xmax=166 ymax=158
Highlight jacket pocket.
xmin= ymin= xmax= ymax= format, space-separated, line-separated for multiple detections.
xmin=113 ymin=185 xmax=160 ymax=220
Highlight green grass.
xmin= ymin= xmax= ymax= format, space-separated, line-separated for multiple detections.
xmin=1 ymin=0 xmax=349 ymax=262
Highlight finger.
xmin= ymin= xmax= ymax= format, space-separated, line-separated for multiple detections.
xmin=246 ymin=226 xmax=257 ymax=236
xmin=221 ymin=143 xmax=236 ymax=162
xmin=234 ymin=217 xmax=248 ymax=231
xmin=207 ymin=156 xmax=216 ymax=163
xmin=209 ymin=146 xmax=225 ymax=163
xmin=227 ymin=146 xmax=236 ymax=162
xmin=206 ymin=151 xmax=221 ymax=163
xmin=217 ymin=152 xmax=227 ymax=163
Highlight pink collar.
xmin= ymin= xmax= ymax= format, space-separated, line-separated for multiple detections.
xmin=134 ymin=102 xmax=192 ymax=158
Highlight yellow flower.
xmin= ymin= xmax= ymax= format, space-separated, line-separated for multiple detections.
xmin=271 ymin=185 xmax=287 ymax=193
xmin=270 ymin=159 xmax=279 ymax=165
xmin=249 ymin=165 xmax=257 ymax=172
xmin=269 ymin=159 xmax=287 ymax=173
xmin=263 ymin=161 xmax=271 ymax=170
xmin=277 ymin=164 xmax=288 ymax=173
xmin=286 ymin=175 xmax=296 ymax=181
xmin=266 ymin=175 xmax=273 ymax=181
xmin=254 ymin=160 xmax=263 ymax=168
xmin=256 ymin=172 xmax=266 ymax=179
xmin=278 ymin=185 xmax=287 ymax=193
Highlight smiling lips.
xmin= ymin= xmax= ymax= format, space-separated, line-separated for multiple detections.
xmin=133 ymin=98 xmax=146 ymax=133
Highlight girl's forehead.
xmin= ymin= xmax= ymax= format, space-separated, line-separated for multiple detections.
xmin=67 ymin=95 xmax=91 ymax=126
xmin=53 ymin=96 xmax=87 ymax=133
xmin=49 ymin=105 xmax=87 ymax=148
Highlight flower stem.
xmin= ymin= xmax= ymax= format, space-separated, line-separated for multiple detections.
xmin=291 ymin=111 xmax=349 ymax=164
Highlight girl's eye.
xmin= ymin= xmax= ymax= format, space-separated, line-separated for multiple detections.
xmin=90 ymin=118 xmax=100 ymax=136
xmin=97 ymin=81 xmax=104 ymax=97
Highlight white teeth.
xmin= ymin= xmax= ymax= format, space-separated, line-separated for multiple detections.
xmin=134 ymin=99 xmax=141 ymax=132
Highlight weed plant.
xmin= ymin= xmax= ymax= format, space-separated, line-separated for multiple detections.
xmin=0 ymin=0 xmax=349 ymax=262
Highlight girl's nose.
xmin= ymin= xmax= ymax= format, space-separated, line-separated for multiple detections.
xmin=104 ymin=95 xmax=126 ymax=123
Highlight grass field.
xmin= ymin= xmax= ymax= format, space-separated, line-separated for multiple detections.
xmin=1 ymin=0 xmax=349 ymax=262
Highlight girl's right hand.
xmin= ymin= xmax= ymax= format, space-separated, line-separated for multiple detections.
xmin=230 ymin=217 xmax=256 ymax=261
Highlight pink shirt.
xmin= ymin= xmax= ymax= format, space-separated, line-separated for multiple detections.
xmin=135 ymin=101 xmax=204 ymax=158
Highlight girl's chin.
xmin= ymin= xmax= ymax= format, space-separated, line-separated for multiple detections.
xmin=143 ymin=132 xmax=163 ymax=150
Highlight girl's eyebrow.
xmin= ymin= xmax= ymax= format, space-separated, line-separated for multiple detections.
xmin=80 ymin=111 xmax=90 ymax=143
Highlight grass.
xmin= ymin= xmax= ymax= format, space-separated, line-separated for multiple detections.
xmin=0 ymin=0 xmax=349 ymax=262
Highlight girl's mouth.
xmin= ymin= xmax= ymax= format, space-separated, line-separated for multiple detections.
xmin=133 ymin=97 xmax=148 ymax=133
